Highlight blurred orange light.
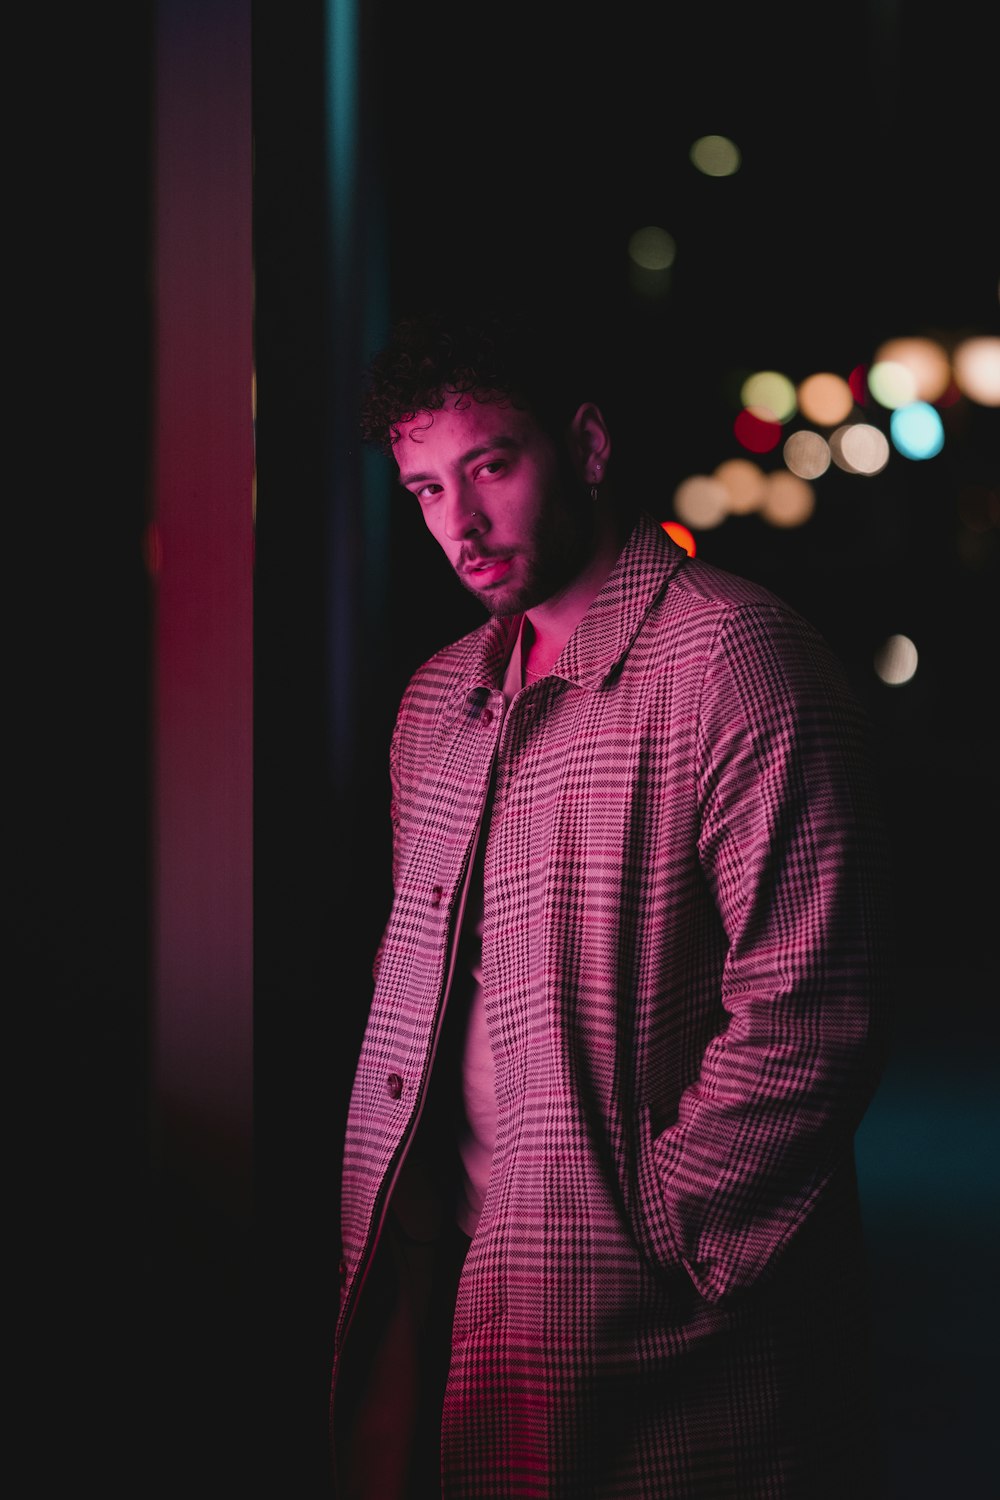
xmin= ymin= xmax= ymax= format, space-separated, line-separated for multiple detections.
xmin=662 ymin=520 xmax=697 ymax=555
xmin=759 ymin=471 xmax=815 ymax=527
xmin=798 ymin=372 xmax=854 ymax=426
xmin=673 ymin=474 xmax=730 ymax=529
xmin=714 ymin=457 xmax=766 ymax=513
xmin=873 ymin=337 xmax=951 ymax=402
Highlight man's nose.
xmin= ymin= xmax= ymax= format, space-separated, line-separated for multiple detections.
xmin=443 ymin=483 xmax=485 ymax=541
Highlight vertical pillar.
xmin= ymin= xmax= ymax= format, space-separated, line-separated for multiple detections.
xmin=149 ymin=0 xmax=254 ymax=1482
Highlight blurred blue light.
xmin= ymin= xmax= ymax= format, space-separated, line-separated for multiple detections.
xmin=889 ymin=401 xmax=945 ymax=460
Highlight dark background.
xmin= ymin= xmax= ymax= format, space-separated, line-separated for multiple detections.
xmin=30 ymin=1 xmax=997 ymax=1494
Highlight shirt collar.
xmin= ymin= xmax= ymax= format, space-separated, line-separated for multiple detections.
xmin=552 ymin=512 xmax=688 ymax=690
xmin=454 ymin=513 xmax=687 ymax=699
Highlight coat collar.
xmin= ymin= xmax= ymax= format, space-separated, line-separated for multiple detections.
xmin=454 ymin=512 xmax=688 ymax=698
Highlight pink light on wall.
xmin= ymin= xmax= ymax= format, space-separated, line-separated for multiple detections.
xmin=151 ymin=0 xmax=253 ymax=1223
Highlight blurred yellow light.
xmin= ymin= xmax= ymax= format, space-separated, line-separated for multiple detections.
xmin=690 ymin=135 xmax=741 ymax=176
xmin=759 ymin=471 xmax=815 ymax=527
xmin=673 ymin=474 xmax=730 ymax=529
xmin=713 ymin=457 xmax=766 ymax=513
xmin=873 ymin=337 xmax=951 ymax=402
xmin=783 ymin=430 xmax=830 ymax=479
xmin=868 ymin=360 xmax=918 ymax=409
xmin=953 ymin=335 xmax=1000 ymax=405
xmin=797 ymin=372 xmax=854 ymax=426
xmin=628 ymin=226 xmax=677 ymax=271
xmin=830 ymin=423 xmax=891 ymax=476
xmin=741 ymin=371 xmax=797 ymax=423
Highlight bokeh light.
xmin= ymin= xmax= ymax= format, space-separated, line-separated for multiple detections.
xmin=873 ymin=634 xmax=919 ymax=685
xmin=952 ymin=335 xmax=1000 ymax=405
xmin=890 ymin=402 xmax=945 ymax=460
xmin=714 ymin=457 xmax=766 ymax=513
xmin=868 ymin=360 xmax=919 ymax=409
xmin=783 ymin=429 xmax=831 ymax=479
xmin=661 ymin=520 xmax=697 ymax=555
xmin=673 ymin=474 xmax=730 ymax=529
xmin=628 ymin=226 xmax=675 ymax=300
xmin=759 ymin=471 xmax=815 ymax=527
xmin=830 ymin=423 xmax=891 ymax=475
xmin=797 ymin=372 xmax=854 ymax=426
xmin=628 ymin=226 xmax=677 ymax=271
xmin=734 ymin=407 xmax=782 ymax=453
xmin=689 ymin=135 xmax=741 ymax=177
xmin=741 ymin=370 xmax=797 ymax=422
xmin=872 ymin=337 xmax=951 ymax=402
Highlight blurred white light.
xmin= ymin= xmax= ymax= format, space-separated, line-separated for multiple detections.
xmin=690 ymin=135 xmax=742 ymax=176
xmin=673 ymin=474 xmax=730 ymax=529
xmin=830 ymin=423 xmax=891 ymax=475
xmin=783 ymin=430 xmax=831 ymax=479
xmin=952 ymin=335 xmax=1000 ymax=405
xmin=890 ymin=402 xmax=945 ymax=460
xmin=873 ymin=634 xmax=918 ymax=685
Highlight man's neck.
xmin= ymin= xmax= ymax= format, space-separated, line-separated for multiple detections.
xmin=522 ymin=517 xmax=625 ymax=680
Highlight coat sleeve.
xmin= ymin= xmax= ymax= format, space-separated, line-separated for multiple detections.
xmin=653 ymin=602 xmax=892 ymax=1303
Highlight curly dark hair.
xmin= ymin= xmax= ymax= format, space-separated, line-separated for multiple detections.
xmin=359 ymin=303 xmax=602 ymax=454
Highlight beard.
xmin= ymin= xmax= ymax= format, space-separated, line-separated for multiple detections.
xmin=457 ymin=481 xmax=596 ymax=618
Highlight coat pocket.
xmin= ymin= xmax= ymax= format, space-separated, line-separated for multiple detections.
xmin=633 ymin=1103 xmax=684 ymax=1274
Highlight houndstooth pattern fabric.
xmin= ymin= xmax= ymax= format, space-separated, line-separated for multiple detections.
xmin=333 ymin=513 xmax=891 ymax=1498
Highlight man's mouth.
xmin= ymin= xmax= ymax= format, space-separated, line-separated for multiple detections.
xmin=462 ymin=554 xmax=514 ymax=586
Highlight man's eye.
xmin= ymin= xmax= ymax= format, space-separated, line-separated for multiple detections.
xmin=477 ymin=461 xmax=507 ymax=479
xmin=415 ymin=484 xmax=441 ymax=503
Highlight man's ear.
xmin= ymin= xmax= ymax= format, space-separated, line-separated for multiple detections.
xmin=567 ymin=402 xmax=611 ymax=485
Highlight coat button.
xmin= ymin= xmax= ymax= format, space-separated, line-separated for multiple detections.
xmin=481 ymin=707 xmax=494 ymax=725
xmin=430 ymin=885 xmax=443 ymax=907
xmin=386 ymin=1072 xmax=403 ymax=1099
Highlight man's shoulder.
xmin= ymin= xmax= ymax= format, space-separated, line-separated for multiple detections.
xmin=619 ymin=512 xmax=806 ymax=630
xmin=410 ymin=618 xmax=498 ymax=680
xmin=631 ymin=547 xmax=844 ymax=692
xmin=649 ymin=551 xmax=834 ymax=657
xmin=668 ymin=553 xmax=799 ymax=617
xmin=397 ymin=616 xmax=508 ymax=713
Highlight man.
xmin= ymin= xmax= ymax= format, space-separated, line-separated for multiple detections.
xmin=331 ymin=307 xmax=891 ymax=1498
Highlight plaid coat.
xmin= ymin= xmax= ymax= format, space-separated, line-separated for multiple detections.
xmin=333 ymin=513 xmax=890 ymax=1498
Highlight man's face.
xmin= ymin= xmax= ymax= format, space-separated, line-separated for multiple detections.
xmin=393 ymin=391 xmax=593 ymax=617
